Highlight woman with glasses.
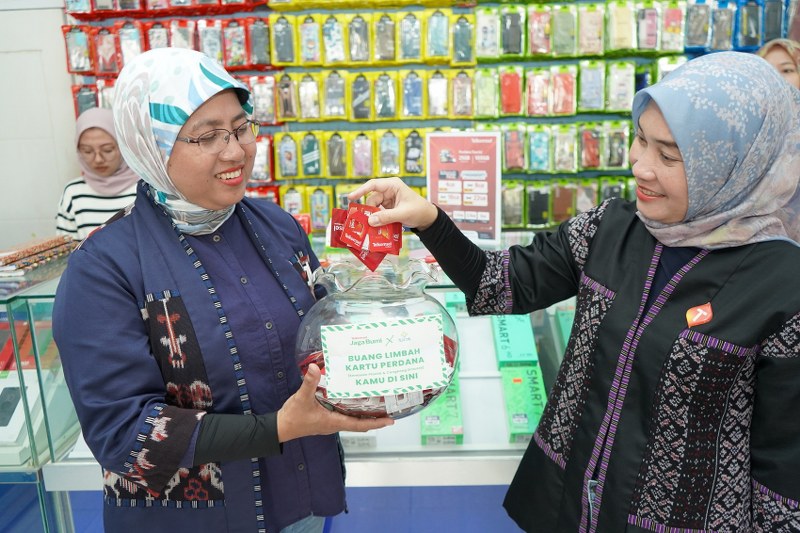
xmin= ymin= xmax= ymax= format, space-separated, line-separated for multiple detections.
xmin=56 ymin=107 xmax=139 ymax=240
xmin=52 ymin=48 xmax=392 ymax=533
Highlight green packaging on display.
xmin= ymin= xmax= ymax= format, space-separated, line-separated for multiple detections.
xmin=500 ymin=365 xmax=547 ymax=444
xmin=491 ymin=314 xmax=538 ymax=367
xmin=420 ymin=373 xmax=463 ymax=445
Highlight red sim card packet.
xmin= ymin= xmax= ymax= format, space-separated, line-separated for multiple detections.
xmin=328 ymin=204 xmax=402 ymax=270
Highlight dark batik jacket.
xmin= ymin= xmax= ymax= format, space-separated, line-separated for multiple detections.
xmin=53 ymin=183 xmax=345 ymax=533
xmin=473 ymin=199 xmax=800 ymax=532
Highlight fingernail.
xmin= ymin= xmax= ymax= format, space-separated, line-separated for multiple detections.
xmin=368 ymin=215 xmax=379 ymax=225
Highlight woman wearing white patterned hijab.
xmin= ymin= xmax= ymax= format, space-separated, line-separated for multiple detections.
xmin=112 ymin=47 xmax=253 ymax=235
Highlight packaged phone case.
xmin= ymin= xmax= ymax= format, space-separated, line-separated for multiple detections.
xmin=377 ymin=130 xmax=402 ymax=176
xmin=251 ymin=135 xmax=273 ymax=183
xmin=710 ymin=1 xmax=735 ymax=50
xmin=655 ymin=55 xmax=687 ymax=80
xmin=251 ymin=75 xmax=276 ymax=124
xmin=550 ymin=65 xmax=577 ymax=116
xmin=280 ymin=184 xmax=306 ymax=216
xmin=322 ymin=14 xmax=346 ymax=65
xmin=735 ymin=0 xmax=762 ymax=50
xmin=551 ymin=181 xmax=577 ymax=223
xmin=685 ymin=0 xmax=711 ymax=48
xmin=499 ymin=66 xmax=524 ymax=116
xmin=427 ymin=71 xmax=449 ymax=118
xmin=600 ymin=177 xmax=627 ymax=201
xmin=398 ymin=12 xmax=422 ymax=62
xmin=450 ymin=70 xmax=473 ymax=118
xmin=401 ymin=70 xmax=425 ymax=118
xmin=63 ymin=26 xmax=93 ymax=75
xmin=322 ymin=70 xmax=347 ymax=120
xmin=374 ymin=72 xmax=397 ymax=120
xmin=474 ymin=68 xmax=499 ymax=118
xmin=425 ymin=9 xmax=451 ymax=62
xmin=277 ymin=133 xmax=298 ymax=179
xmin=96 ymin=78 xmax=116 ymax=109
xmin=325 ymin=132 xmax=348 ymax=177
xmin=351 ymin=132 xmax=374 ymax=178
xmin=298 ymin=15 xmax=322 ymax=65
xmin=579 ymin=123 xmax=603 ymax=170
xmin=763 ymin=0 xmax=784 ymax=41
xmin=659 ymin=1 xmax=686 ymax=51
xmin=92 ymin=27 xmax=121 ymax=76
xmin=373 ymin=13 xmax=396 ymax=63
xmin=527 ymin=5 xmax=552 ymax=55
xmin=298 ymin=74 xmax=321 ymax=120
xmin=346 ymin=13 xmax=371 ymax=63
xmin=169 ymin=19 xmax=196 ymax=51
xmin=604 ymin=121 xmax=630 ymax=169
xmin=606 ymin=0 xmax=637 ymax=52
xmin=552 ymin=124 xmax=578 ymax=173
xmin=502 ymin=181 xmax=526 ymax=228
xmin=451 ymin=14 xmax=475 ymax=65
xmin=576 ymin=179 xmax=599 ymax=214
xmin=72 ymin=84 xmax=98 ymax=117
xmin=551 ymin=5 xmax=578 ymax=56
xmin=578 ymin=4 xmax=606 ymax=56
xmin=277 ymin=74 xmax=298 ymax=121
xmin=350 ymin=73 xmax=372 ymax=121
xmin=502 ymin=124 xmax=526 ymax=172
xmin=308 ymin=186 xmax=333 ymax=231
xmin=222 ymin=20 xmax=247 ymax=68
xmin=526 ymin=181 xmax=552 ymax=228
xmin=578 ymin=60 xmax=606 ymax=112
xmin=246 ymin=18 xmax=270 ymax=67
xmin=636 ymin=2 xmax=661 ymax=50
xmin=476 ymin=8 xmax=501 ymax=59
xmin=527 ymin=125 xmax=552 ymax=173
xmin=115 ymin=21 xmax=144 ymax=68
xmin=500 ymin=5 xmax=525 ymax=57
xmin=606 ymin=61 xmax=636 ymax=113
xmin=403 ymin=130 xmax=425 ymax=175
xmin=525 ymin=68 xmax=550 ymax=116
xmin=301 ymin=132 xmax=322 ymax=177
xmin=144 ymin=21 xmax=169 ymax=49
xmin=270 ymin=14 xmax=296 ymax=65
xmin=198 ymin=19 xmax=223 ymax=64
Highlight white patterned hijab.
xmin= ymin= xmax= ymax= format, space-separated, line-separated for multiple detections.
xmin=112 ymin=47 xmax=253 ymax=235
xmin=632 ymin=51 xmax=800 ymax=249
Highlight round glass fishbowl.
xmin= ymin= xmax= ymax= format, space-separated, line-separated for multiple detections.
xmin=295 ymin=259 xmax=459 ymax=419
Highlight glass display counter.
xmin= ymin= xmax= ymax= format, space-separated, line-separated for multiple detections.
xmin=0 ymin=257 xmax=77 ymax=532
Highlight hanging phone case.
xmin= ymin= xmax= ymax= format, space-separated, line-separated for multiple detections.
xmin=528 ymin=130 xmax=551 ymax=172
xmin=453 ymin=17 xmax=473 ymax=63
xmin=253 ymin=77 xmax=276 ymax=124
xmin=310 ymin=188 xmax=330 ymax=231
xmin=399 ymin=14 xmax=422 ymax=61
xmin=65 ymin=27 xmax=92 ymax=73
xmin=349 ymin=15 xmax=370 ymax=62
xmin=300 ymin=17 xmax=321 ymax=64
xmin=504 ymin=130 xmax=525 ymax=170
xmin=118 ymin=23 xmax=143 ymax=66
xmin=94 ymin=28 xmax=120 ymax=75
xmin=427 ymin=72 xmax=448 ymax=117
xmin=301 ymin=133 xmax=321 ymax=176
xmin=324 ymin=71 xmax=346 ymax=117
xmin=322 ymin=16 xmax=345 ymax=63
xmin=298 ymin=75 xmax=320 ymax=120
xmin=374 ymin=74 xmax=396 ymax=119
xmin=352 ymin=134 xmax=373 ymax=177
xmin=427 ymin=11 xmax=450 ymax=57
xmin=351 ymin=74 xmax=371 ymax=119
xmin=379 ymin=132 xmax=401 ymax=175
xmin=452 ymin=72 xmax=473 ymax=117
xmin=501 ymin=12 xmax=523 ymax=55
xmin=327 ymin=134 xmax=347 ymax=176
xmin=273 ymin=17 xmax=295 ymax=63
xmin=223 ymin=21 xmax=247 ymax=67
xmin=249 ymin=20 xmax=270 ymax=66
xmin=404 ymin=131 xmax=424 ymax=174
xmin=375 ymin=14 xmax=396 ymax=61
xmin=402 ymin=72 xmax=423 ymax=117
xmin=279 ymin=135 xmax=298 ymax=177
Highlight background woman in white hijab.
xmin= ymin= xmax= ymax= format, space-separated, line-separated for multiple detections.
xmin=350 ymin=51 xmax=800 ymax=532
xmin=56 ymin=107 xmax=139 ymax=240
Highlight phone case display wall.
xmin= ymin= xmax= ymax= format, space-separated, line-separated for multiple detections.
xmin=62 ymin=0 xmax=793 ymax=233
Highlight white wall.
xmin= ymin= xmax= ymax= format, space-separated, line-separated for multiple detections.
xmin=0 ymin=4 xmax=79 ymax=249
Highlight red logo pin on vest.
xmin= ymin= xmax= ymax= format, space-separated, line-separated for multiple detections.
xmin=686 ymin=302 xmax=713 ymax=328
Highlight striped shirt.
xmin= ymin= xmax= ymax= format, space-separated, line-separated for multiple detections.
xmin=56 ymin=178 xmax=138 ymax=241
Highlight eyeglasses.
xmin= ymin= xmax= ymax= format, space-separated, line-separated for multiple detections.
xmin=176 ymin=120 xmax=259 ymax=155
xmin=78 ymin=146 xmax=119 ymax=161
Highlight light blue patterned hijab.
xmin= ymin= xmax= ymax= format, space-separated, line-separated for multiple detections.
xmin=632 ymin=51 xmax=800 ymax=249
xmin=113 ymin=47 xmax=253 ymax=235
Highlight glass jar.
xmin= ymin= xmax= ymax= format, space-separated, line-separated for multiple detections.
xmin=295 ymin=259 xmax=459 ymax=419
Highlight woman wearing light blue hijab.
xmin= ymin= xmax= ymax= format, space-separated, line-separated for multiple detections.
xmin=350 ymin=52 xmax=800 ymax=531
xmin=53 ymin=48 xmax=391 ymax=533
